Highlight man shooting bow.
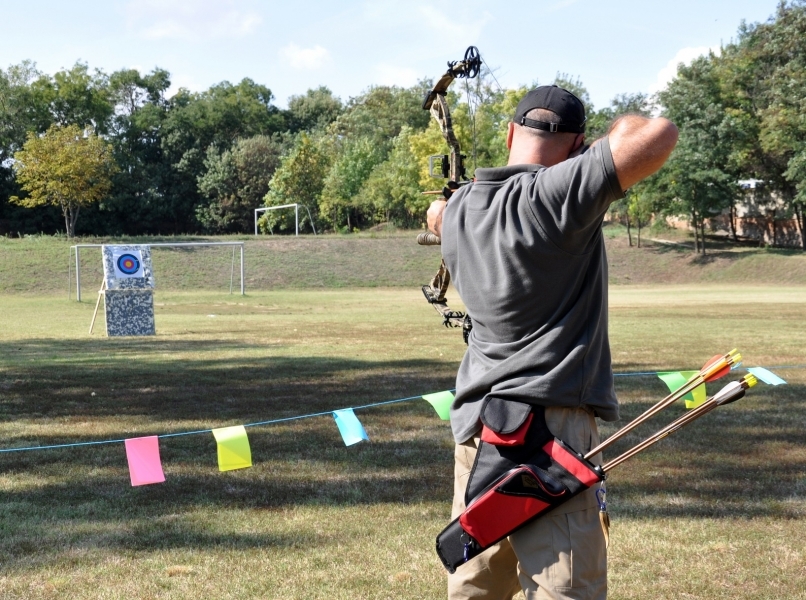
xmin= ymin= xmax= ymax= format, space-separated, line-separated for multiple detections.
xmin=427 ymin=86 xmax=678 ymax=599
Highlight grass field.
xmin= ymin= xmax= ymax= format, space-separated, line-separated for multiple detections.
xmin=0 ymin=231 xmax=805 ymax=599
xmin=1 ymin=226 xmax=805 ymax=297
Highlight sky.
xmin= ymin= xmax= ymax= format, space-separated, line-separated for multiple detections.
xmin=0 ymin=0 xmax=784 ymax=110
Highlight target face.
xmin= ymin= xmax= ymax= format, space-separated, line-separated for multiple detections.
xmin=117 ymin=254 xmax=140 ymax=274
xmin=112 ymin=251 xmax=144 ymax=279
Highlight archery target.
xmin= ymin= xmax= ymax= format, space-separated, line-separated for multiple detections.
xmin=113 ymin=251 xmax=144 ymax=279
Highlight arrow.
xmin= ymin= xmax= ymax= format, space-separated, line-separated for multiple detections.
xmin=585 ymin=349 xmax=742 ymax=460
xmin=602 ymin=374 xmax=757 ymax=472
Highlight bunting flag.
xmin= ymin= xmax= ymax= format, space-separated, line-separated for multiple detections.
xmin=124 ymin=436 xmax=166 ymax=486
xmin=212 ymin=425 xmax=252 ymax=471
xmin=422 ymin=390 xmax=455 ymax=420
xmin=1 ymin=365 xmax=801 ymax=466
xmin=657 ymin=371 xmax=707 ymax=409
xmin=333 ymin=409 xmax=369 ymax=446
xmin=746 ymin=367 xmax=787 ymax=386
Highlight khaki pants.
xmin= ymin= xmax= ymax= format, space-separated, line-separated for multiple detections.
xmin=448 ymin=407 xmax=607 ymax=600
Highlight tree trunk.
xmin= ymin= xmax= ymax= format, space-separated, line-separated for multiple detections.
xmin=795 ymin=204 xmax=805 ymax=251
xmin=700 ymin=219 xmax=706 ymax=255
xmin=692 ymin=211 xmax=699 ymax=253
xmin=772 ymin=209 xmax=777 ymax=247
xmin=626 ymin=215 xmax=632 ymax=247
xmin=62 ymin=202 xmax=79 ymax=238
xmin=637 ymin=219 xmax=642 ymax=248
xmin=729 ymin=202 xmax=738 ymax=242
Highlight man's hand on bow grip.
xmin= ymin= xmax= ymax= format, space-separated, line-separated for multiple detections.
xmin=427 ymin=199 xmax=447 ymax=237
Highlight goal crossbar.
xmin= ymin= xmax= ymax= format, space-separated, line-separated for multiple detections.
xmin=254 ymin=204 xmax=317 ymax=236
xmin=68 ymin=241 xmax=245 ymax=302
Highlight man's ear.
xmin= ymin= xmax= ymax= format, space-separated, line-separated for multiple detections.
xmin=506 ymin=122 xmax=515 ymax=150
xmin=567 ymin=133 xmax=587 ymax=159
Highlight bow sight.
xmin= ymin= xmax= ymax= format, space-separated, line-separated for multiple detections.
xmin=418 ymin=46 xmax=482 ymax=343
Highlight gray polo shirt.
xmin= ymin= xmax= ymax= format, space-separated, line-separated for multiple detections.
xmin=441 ymin=139 xmax=624 ymax=444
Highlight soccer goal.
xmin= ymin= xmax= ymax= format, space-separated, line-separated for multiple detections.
xmin=254 ymin=204 xmax=317 ymax=236
xmin=68 ymin=241 xmax=245 ymax=302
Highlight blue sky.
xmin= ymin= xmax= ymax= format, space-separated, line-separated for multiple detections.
xmin=0 ymin=0 xmax=783 ymax=109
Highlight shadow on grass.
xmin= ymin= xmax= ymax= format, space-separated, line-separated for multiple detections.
xmin=0 ymin=337 xmax=458 ymax=423
xmin=1 ymin=336 xmax=804 ymax=563
xmin=602 ymin=382 xmax=806 ymax=520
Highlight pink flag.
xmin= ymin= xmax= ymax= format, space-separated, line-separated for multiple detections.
xmin=124 ymin=436 xmax=166 ymax=486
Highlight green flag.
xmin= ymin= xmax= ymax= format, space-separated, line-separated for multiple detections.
xmin=657 ymin=371 xmax=707 ymax=409
xmin=422 ymin=391 xmax=454 ymax=420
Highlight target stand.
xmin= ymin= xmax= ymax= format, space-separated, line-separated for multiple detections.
xmin=92 ymin=245 xmax=156 ymax=336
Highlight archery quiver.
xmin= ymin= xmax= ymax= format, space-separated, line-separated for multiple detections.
xmin=436 ymin=399 xmax=604 ymax=573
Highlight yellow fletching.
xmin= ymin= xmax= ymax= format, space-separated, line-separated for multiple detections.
xmin=743 ymin=374 xmax=758 ymax=388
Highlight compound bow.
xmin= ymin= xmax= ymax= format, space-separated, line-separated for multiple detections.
xmin=418 ymin=46 xmax=482 ymax=344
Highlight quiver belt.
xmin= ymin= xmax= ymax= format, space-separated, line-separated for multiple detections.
xmin=436 ymin=398 xmax=604 ymax=573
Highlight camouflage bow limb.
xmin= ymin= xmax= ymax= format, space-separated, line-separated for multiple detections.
xmin=418 ymin=46 xmax=481 ymax=343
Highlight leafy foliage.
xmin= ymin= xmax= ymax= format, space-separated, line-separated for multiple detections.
xmin=196 ymin=134 xmax=285 ymax=233
xmin=3 ymin=4 xmax=805 ymax=242
xmin=261 ymin=133 xmax=329 ymax=233
xmin=10 ymin=124 xmax=117 ymax=237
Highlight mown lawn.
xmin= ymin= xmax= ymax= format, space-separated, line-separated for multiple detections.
xmin=0 ymin=284 xmax=804 ymax=599
xmin=1 ymin=227 xmax=805 ymax=599
xmin=1 ymin=227 xmax=805 ymax=297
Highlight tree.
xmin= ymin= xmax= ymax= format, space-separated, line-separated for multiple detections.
xmin=160 ymin=78 xmax=287 ymax=232
xmin=359 ymin=126 xmax=425 ymax=227
xmin=588 ymin=92 xmax=652 ymax=141
xmin=320 ymin=136 xmax=384 ymax=231
xmin=329 ymin=84 xmax=431 ymax=156
xmin=196 ymin=134 xmax=285 ymax=233
xmin=721 ymin=1 xmax=806 ymax=248
xmin=11 ymin=124 xmax=117 ymax=237
xmin=262 ymin=133 xmax=329 ymax=233
xmin=98 ymin=68 xmax=173 ymax=235
xmin=29 ymin=62 xmax=113 ymax=134
xmin=654 ymin=55 xmax=738 ymax=254
xmin=286 ymin=86 xmax=343 ymax=133
xmin=627 ymin=185 xmax=654 ymax=247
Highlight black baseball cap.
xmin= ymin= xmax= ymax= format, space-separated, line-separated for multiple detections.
xmin=514 ymin=85 xmax=586 ymax=134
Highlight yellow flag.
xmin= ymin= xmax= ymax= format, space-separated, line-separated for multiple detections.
xmin=212 ymin=425 xmax=252 ymax=471
xmin=657 ymin=371 xmax=707 ymax=409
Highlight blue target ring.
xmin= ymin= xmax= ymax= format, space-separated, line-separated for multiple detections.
xmin=116 ymin=253 xmax=141 ymax=275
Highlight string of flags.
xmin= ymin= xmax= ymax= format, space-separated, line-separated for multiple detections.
xmin=0 ymin=366 xmax=792 ymax=488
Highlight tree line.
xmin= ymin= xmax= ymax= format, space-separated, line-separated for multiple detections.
xmin=623 ymin=0 xmax=806 ymax=252
xmin=2 ymin=1 xmax=805 ymax=248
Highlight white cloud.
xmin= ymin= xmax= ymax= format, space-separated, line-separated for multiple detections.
xmin=279 ymin=44 xmax=332 ymax=70
xmin=649 ymin=46 xmax=721 ymax=95
xmin=374 ymin=64 xmax=420 ymax=87
xmin=125 ymin=0 xmax=262 ymax=41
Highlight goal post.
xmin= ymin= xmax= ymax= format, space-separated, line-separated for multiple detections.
xmin=254 ymin=204 xmax=317 ymax=236
xmin=68 ymin=241 xmax=245 ymax=302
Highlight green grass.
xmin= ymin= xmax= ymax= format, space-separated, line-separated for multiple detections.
xmin=1 ymin=227 xmax=805 ymax=297
xmin=1 ymin=233 xmax=805 ymax=599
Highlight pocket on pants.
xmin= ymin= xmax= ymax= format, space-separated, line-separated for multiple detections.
xmin=548 ymin=507 xmax=607 ymax=598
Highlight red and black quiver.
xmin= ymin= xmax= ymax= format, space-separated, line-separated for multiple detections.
xmin=436 ymin=398 xmax=604 ymax=573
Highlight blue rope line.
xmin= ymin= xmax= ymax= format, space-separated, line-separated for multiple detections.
xmin=0 ymin=393 xmax=440 ymax=454
xmin=3 ymin=365 xmax=803 ymax=455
